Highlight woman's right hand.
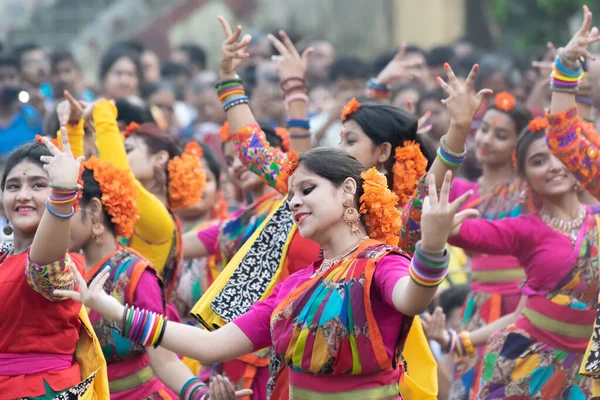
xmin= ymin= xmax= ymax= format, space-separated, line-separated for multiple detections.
xmin=268 ymin=31 xmax=313 ymax=82
xmin=39 ymin=128 xmax=83 ymax=186
xmin=217 ymin=16 xmax=252 ymax=80
xmin=561 ymin=5 xmax=600 ymax=63
xmin=209 ymin=375 xmax=253 ymax=400
xmin=422 ymin=307 xmax=451 ymax=349
xmin=54 ymin=265 xmax=124 ymax=321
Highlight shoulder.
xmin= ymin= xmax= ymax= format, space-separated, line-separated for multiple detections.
xmin=359 ymin=244 xmax=410 ymax=263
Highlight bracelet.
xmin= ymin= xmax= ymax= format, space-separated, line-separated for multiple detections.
xmin=284 ymin=93 xmax=309 ymax=110
xmin=280 ymin=77 xmax=306 ymax=91
xmin=48 ymin=192 xmax=78 ymax=204
xmin=443 ymin=329 xmax=457 ymax=354
xmin=556 ymin=48 xmax=582 ymax=71
xmin=180 ymin=377 xmax=209 ymax=400
xmin=214 ymin=77 xmax=242 ymax=89
xmin=453 ymin=331 xmax=476 ymax=357
xmin=50 ymin=183 xmax=83 ymax=192
xmin=223 ymin=96 xmax=249 ymax=112
xmin=290 ymin=132 xmax=311 ymax=139
xmin=45 ymin=200 xmax=75 ymax=219
xmin=120 ymin=304 xmax=168 ymax=348
xmin=408 ymin=241 xmax=449 ymax=287
xmin=366 ymin=78 xmax=390 ymax=92
xmin=218 ymin=88 xmax=245 ymax=103
xmin=286 ymin=118 xmax=311 ymax=129
xmin=576 ymin=95 xmax=593 ymax=105
xmin=283 ymin=84 xmax=307 ymax=96
xmin=439 ymin=135 xmax=468 ymax=159
xmin=437 ymin=147 xmax=464 ymax=168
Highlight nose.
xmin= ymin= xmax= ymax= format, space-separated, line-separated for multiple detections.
xmin=231 ymin=156 xmax=244 ymax=172
xmin=548 ymin=154 xmax=565 ymax=171
xmin=16 ymin=186 xmax=32 ymax=202
xmin=289 ymin=195 xmax=301 ymax=211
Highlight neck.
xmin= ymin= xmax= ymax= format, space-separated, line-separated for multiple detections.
xmin=479 ymin=162 xmax=515 ymax=188
xmin=540 ymin=192 xmax=582 ymax=220
xmin=248 ymin=185 xmax=276 ymax=204
xmin=13 ymin=232 xmax=34 ymax=254
xmin=142 ymin=179 xmax=168 ymax=207
xmin=82 ymin=235 xmax=119 ymax=271
xmin=320 ymin=224 xmax=369 ymax=260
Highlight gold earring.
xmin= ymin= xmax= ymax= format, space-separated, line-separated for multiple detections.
xmin=519 ymin=188 xmax=528 ymax=204
xmin=92 ymin=222 xmax=105 ymax=245
xmin=3 ymin=219 xmax=12 ymax=236
xmin=343 ymin=198 xmax=360 ymax=235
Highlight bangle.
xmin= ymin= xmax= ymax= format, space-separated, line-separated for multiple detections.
xmin=437 ymin=147 xmax=464 ymax=168
xmin=48 ymin=192 xmax=78 ymax=204
xmin=439 ymin=135 xmax=467 ymax=159
xmin=366 ymin=78 xmax=390 ymax=91
xmin=45 ymin=200 xmax=74 ymax=219
xmin=120 ymin=304 xmax=168 ymax=348
xmin=180 ymin=377 xmax=209 ymax=400
xmin=283 ymin=85 xmax=307 ymax=96
xmin=214 ymin=77 xmax=242 ymax=89
xmin=50 ymin=183 xmax=82 ymax=192
xmin=557 ymin=48 xmax=582 ymax=71
xmin=443 ymin=329 xmax=457 ymax=354
xmin=218 ymin=88 xmax=245 ymax=103
xmin=286 ymin=118 xmax=311 ymax=129
xmin=408 ymin=241 xmax=449 ymax=287
xmin=576 ymin=95 xmax=593 ymax=105
xmin=290 ymin=132 xmax=311 ymax=139
xmin=280 ymin=77 xmax=306 ymax=91
xmin=453 ymin=331 xmax=476 ymax=357
xmin=223 ymin=96 xmax=249 ymax=112
xmin=284 ymin=93 xmax=309 ymax=110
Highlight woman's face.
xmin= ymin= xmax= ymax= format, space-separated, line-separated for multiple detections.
xmin=176 ymin=159 xmax=218 ymax=220
xmin=474 ymin=109 xmax=518 ymax=168
xmin=124 ymin=135 xmax=155 ymax=182
xmin=288 ymin=165 xmax=349 ymax=243
xmin=150 ymin=88 xmax=176 ymax=130
xmin=222 ymin=141 xmax=264 ymax=194
xmin=524 ymin=137 xmax=578 ymax=198
xmin=2 ymin=161 xmax=49 ymax=237
xmin=103 ymin=57 xmax=139 ymax=99
xmin=339 ymin=120 xmax=384 ymax=170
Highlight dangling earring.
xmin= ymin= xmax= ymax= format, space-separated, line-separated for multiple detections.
xmin=92 ymin=222 xmax=105 ymax=245
xmin=3 ymin=219 xmax=13 ymax=236
xmin=573 ymin=182 xmax=583 ymax=193
xmin=519 ymin=188 xmax=528 ymax=204
xmin=343 ymin=198 xmax=360 ymax=235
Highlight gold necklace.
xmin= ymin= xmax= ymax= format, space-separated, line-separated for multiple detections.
xmin=312 ymin=236 xmax=369 ymax=277
xmin=539 ymin=205 xmax=587 ymax=242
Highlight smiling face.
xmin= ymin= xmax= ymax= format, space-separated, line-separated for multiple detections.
xmin=222 ymin=141 xmax=265 ymax=194
xmin=474 ymin=109 xmax=518 ymax=168
xmin=2 ymin=161 xmax=49 ymax=237
xmin=103 ymin=56 xmax=139 ymax=99
xmin=523 ymin=137 xmax=578 ymax=198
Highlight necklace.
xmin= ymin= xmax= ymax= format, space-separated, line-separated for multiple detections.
xmin=539 ymin=205 xmax=587 ymax=242
xmin=312 ymin=236 xmax=369 ymax=277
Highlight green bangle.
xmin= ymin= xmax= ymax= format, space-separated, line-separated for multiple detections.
xmin=125 ymin=306 xmax=135 ymax=337
xmin=437 ymin=148 xmax=462 ymax=168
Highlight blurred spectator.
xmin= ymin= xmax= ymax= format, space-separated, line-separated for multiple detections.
xmin=306 ymin=40 xmax=335 ymax=87
xmin=99 ymin=45 xmax=144 ymax=100
xmin=141 ymin=49 xmax=162 ymax=84
xmin=171 ymin=43 xmax=207 ymax=76
xmin=115 ymin=97 xmax=155 ymax=131
xmin=183 ymin=76 xmax=225 ymax=137
xmin=143 ymin=81 xmax=178 ymax=134
xmin=14 ymin=43 xmax=52 ymax=114
xmin=50 ymin=49 xmax=94 ymax=102
xmin=417 ymin=88 xmax=451 ymax=145
xmin=250 ymin=61 xmax=285 ymax=127
xmin=404 ymin=45 xmax=434 ymax=90
xmin=330 ymin=56 xmax=370 ymax=93
xmin=391 ymin=82 xmax=421 ymax=112
xmin=426 ymin=46 xmax=456 ymax=82
xmin=161 ymin=62 xmax=192 ymax=100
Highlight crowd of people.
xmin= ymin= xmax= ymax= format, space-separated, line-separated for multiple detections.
xmin=4 ymin=4 xmax=600 ymax=400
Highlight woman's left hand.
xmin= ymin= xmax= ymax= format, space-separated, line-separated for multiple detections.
xmin=268 ymin=31 xmax=313 ymax=82
xmin=209 ymin=375 xmax=253 ymax=400
xmin=217 ymin=16 xmax=252 ymax=80
xmin=39 ymin=128 xmax=83 ymax=186
xmin=420 ymin=171 xmax=480 ymax=253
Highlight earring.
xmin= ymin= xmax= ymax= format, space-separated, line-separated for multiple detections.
xmin=343 ymin=198 xmax=360 ymax=235
xmin=92 ymin=222 xmax=105 ymax=245
xmin=519 ymin=188 xmax=528 ymax=204
xmin=3 ymin=219 xmax=13 ymax=236
xmin=573 ymin=182 xmax=583 ymax=193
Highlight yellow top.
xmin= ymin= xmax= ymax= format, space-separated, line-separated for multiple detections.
xmin=62 ymin=120 xmax=85 ymax=159
xmin=92 ymin=100 xmax=174 ymax=274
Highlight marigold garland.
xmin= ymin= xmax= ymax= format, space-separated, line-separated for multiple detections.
xmin=123 ymin=122 xmax=140 ymax=138
xmin=341 ymin=97 xmax=361 ymax=121
xmin=184 ymin=141 xmax=204 ymax=158
xmin=219 ymin=121 xmax=232 ymax=143
xmin=494 ymin=92 xmax=516 ymax=112
xmin=392 ymin=141 xmax=427 ymax=207
xmin=359 ymin=167 xmax=401 ymax=246
xmin=275 ymin=127 xmax=291 ymax=152
xmin=528 ymin=117 xmax=548 ymax=133
xmin=82 ymin=156 xmax=140 ymax=238
xmin=167 ymin=153 xmax=206 ymax=210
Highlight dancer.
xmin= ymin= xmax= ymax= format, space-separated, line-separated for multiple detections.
xmin=56 ymin=147 xmax=469 ymax=399
xmin=0 ymin=134 xmax=109 ymax=398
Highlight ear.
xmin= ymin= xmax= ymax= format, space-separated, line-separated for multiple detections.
xmin=88 ymin=197 xmax=104 ymax=222
xmin=377 ymin=142 xmax=392 ymax=165
xmin=153 ymin=150 xmax=170 ymax=170
xmin=341 ymin=177 xmax=358 ymax=196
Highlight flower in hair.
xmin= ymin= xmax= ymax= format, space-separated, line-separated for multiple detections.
xmin=219 ymin=121 xmax=232 ymax=143
xmin=83 ymin=156 xmax=140 ymax=238
xmin=167 ymin=153 xmax=206 ymax=210
xmin=284 ymin=149 xmax=299 ymax=177
xmin=123 ymin=122 xmax=140 ymax=138
xmin=494 ymin=92 xmax=515 ymax=112
xmin=359 ymin=167 xmax=401 ymax=246
xmin=184 ymin=141 xmax=204 ymax=159
xmin=392 ymin=141 xmax=428 ymax=207
xmin=528 ymin=117 xmax=548 ymax=133
xmin=341 ymin=97 xmax=361 ymax=121
xmin=35 ymin=134 xmax=62 ymax=151
xmin=275 ymin=127 xmax=291 ymax=152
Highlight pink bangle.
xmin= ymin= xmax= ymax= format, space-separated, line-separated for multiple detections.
xmin=285 ymin=93 xmax=309 ymax=110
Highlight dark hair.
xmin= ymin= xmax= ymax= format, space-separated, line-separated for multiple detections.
xmin=99 ymin=45 xmax=144 ymax=88
xmin=1 ymin=142 xmax=51 ymax=190
xmin=373 ymin=51 xmax=397 ymax=76
xmin=438 ymin=284 xmax=470 ymax=316
xmin=132 ymin=123 xmax=182 ymax=160
xmin=116 ymin=40 xmax=145 ymax=55
xmin=0 ymin=53 xmax=20 ymax=70
xmin=161 ymin=62 xmax=192 ymax=80
xmin=417 ymin=88 xmax=446 ymax=115
xmin=298 ymin=147 xmax=365 ymax=207
xmin=405 ymin=45 xmax=426 ymax=58
xmin=80 ymin=168 xmax=115 ymax=234
xmin=330 ymin=57 xmax=370 ymax=81
xmin=345 ymin=102 xmax=436 ymax=187
xmin=115 ymin=98 xmax=155 ymax=126
xmin=141 ymin=80 xmax=177 ymax=101
xmin=13 ymin=42 xmax=42 ymax=68
xmin=486 ymin=100 xmax=532 ymax=139
xmin=177 ymin=44 xmax=207 ymax=70
xmin=474 ymin=53 xmax=519 ymax=91
xmin=515 ymin=126 xmax=545 ymax=177
xmin=50 ymin=49 xmax=78 ymax=71
xmin=426 ymin=46 xmax=455 ymax=68
xmin=180 ymin=138 xmax=221 ymax=189
xmin=390 ymin=82 xmax=422 ymax=105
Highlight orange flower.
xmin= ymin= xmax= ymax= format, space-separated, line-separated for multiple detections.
xmin=123 ymin=122 xmax=140 ymax=138
xmin=495 ymin=92 xmax=515 ymax=112
xmin=219 ymin=121 xmax=232 ymax=143
xmin=528 ymin=117 xmax=548 ymax=132
xmin=184 ymin=141 xmax=204 ymax=159
xmin=275 ymin=127 xmax=291 ymax=152
xmin=341 ymin=97 xmax=361 ymax=121
xmin=83 ymin=156 xmax=140 ymax=238
xmin=392 ymin=141 xmax=427 ymax=207
xmin=167 ymin=153 xmax=207 ymax=210
xmin=35 ymin=134 xmax=62 ymax=150
xmin=359 ymin=167 xmax=401 ymax=246
xmin=284 ymin=149 xmax=299 ymax=176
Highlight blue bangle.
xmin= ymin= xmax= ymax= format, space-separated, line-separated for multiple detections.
xmin=554 ymin=56 xmax=582 ymax=78
xmin=223 ymin=95 xmax=248 ymax=108
xmin=366 ymin=78 xmax=389 ymax=91
xmin=45 ymin=200 xmax=74 ymax=219
xmin=286 ymin=119 xmax=311 ymax=129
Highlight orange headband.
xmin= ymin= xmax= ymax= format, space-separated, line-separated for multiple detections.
xmin=123 ymin=122 xmax=140 ymax=138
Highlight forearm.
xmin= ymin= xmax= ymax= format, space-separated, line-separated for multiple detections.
xmin=183 ymin=230 xmax=208 ymax=259
xmin=148 ymin=347 xmax=199 ymax=394
xmin=286 ymin=89 xmax=311 ymax=152
xmin=30 ymin=202 xmax=73 ymax=265
xmin=469 ymin=296 xmax=526 ymax=347
xmin=427 ymin=121 xmax=469 ymax=189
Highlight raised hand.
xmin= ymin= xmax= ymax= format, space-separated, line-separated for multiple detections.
xmin=420 ymin=171 xmax=479 ymax=254
xmin=268 ymin=30 xmax=313 ymax=81
xmin=562 ymin=5 xmax=600 ymax=62
xmin=422 ymin=307 xmax=451 ymax=348
xmin=375 ymin=43 xmax=421 ymax=85
xmin=39 ymin=128 xmax=84 ymax=186
xmin=217 ymin=16 xmax=252 ymax=80
xmin=437 ymin=63 xmax=492 ymax=129
xmin=209 ymin=375 xmax=253 ymax=400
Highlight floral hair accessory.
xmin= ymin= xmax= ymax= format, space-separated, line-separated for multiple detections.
xmin=494 ymin=92 xmax=516 ymax=112
xmin=35 ymin=134 xmax=62 ymax=151
xmin=123 ymin=122 xmax=140 ymax=138
xmin=359 ymin=167 xmax=401 ymax=246
xmin=211 ymin=190 xmax=228 ymax=220
xmin=392 ymin=141 xmax=428 ymax=207
xmin=219 ymin=121 xmax=232 ymax=143
xmin=167 ymin=153 xmax=206 ymax=210
xmin=341 ymin=97 xmax=361 ymax=121
xmin=284 ymin=149 xmax=299 ymax=177
xmin=82 ymin=156 xmax=140 ymax=238
xmin=275 ymin=127 xmax=291 ymax=152
xmin=184 ymin=141 xmax=204 ymax=159
xmin=528 ymin=117 xmax=548 ymax=132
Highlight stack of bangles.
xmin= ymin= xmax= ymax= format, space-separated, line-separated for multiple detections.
xmin=436 ymin=134 xmax=467 ymax=168
xmin=281 ymin=77 xmax=310 ymax=136
xmin=215 ymin=77 xmax=249 ymax=112
xmin=444 ymin=329 xmax=476 ymax=357
xmin=366 ymin=78 xmax=390 ymax=100
xmin=121 ymin=304 xmax=168 ymax=348
xmin=551 ymin=52 xmax=582 ymax=93
xmin=46 ymin=183 xmax=82 ymax=219
xmin=408 ymin=241 xmax=450 ymax=287
xmin=180 ymin=377 xmax=209 ymax=400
